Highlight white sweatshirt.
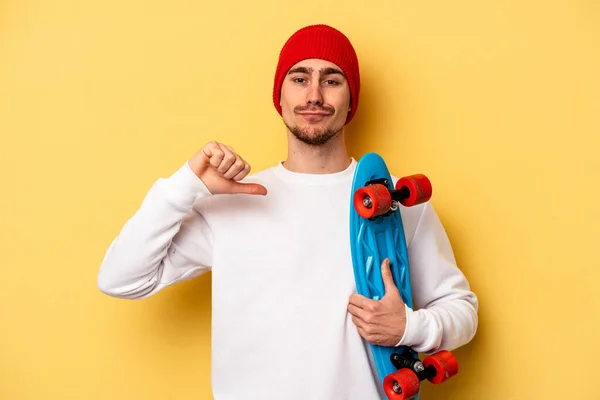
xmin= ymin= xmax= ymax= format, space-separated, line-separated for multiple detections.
xmin=97 ymin=158 xmax=478 ymax=400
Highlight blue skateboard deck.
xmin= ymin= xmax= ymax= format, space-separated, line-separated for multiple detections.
xmin=349 ymin=152 xmax=420 ymax=400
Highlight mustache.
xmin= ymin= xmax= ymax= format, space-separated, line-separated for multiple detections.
xmin=294 ymin=104 xmax=335 ymax=114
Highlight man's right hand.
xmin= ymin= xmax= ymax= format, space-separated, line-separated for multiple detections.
xmin=188 ymin=141 xmax=268 ymax=196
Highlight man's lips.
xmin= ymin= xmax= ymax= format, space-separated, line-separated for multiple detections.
xmin=298 ymin=112 xmax=332 ymax=116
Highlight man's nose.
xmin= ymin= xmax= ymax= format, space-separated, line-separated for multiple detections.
xmin=306 ymin=81 xmax=323 ymax=106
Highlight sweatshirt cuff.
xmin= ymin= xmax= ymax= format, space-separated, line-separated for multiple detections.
xmin=167 ymin=161 xmax=214 ymax=202
xmin=395 ymin=305 xmax=420 ymax=347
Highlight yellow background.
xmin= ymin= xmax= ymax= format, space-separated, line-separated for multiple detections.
xmin=2 ymin=0 xmax=599 ymax=399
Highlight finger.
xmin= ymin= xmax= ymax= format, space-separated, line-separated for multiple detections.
xmin=222 ymin=145 xmax=240 ymax=177
xmin=349 ymin=293 xmax=373 ymax=309
xmin=348 ymin=303 xmax=367 ymax=320
xmin=220 ymin=145 xmax=252 ymax=180
xmin=202 ymin=141 xmax=221 ymax=157
xmin=352 ymin=315 xmax=367 ymax=329
xmin=363 ymin=333 xmax=384 ymax=346
xmin=381 ymin=258 xmax=398 ymax=295
xmin=231 ymin=162 xmax=251 ymax=181
xmin=203 ymin=142 xmax=225 ymax=168
xmin=356 ymin=325 xmax=366 ymax=339
xmin=356 ymin=326 xmax=379 ymax=344
xmin=228 ymin=182 xmax=268 ymax=196
xmin=223 ymin=157 xmax=247 ymax=180
xmin=216 ymin=143 xmax=238 ymax=174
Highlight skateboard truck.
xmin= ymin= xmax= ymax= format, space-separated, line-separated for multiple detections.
xmin=383 ymin=350 xmax=458 ymax=400
xmin=353 ymin=174 xmax=432 ymax=220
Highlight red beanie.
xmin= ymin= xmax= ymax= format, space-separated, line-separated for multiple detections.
xmin=272 ymin=24 xmax=360 ymax=124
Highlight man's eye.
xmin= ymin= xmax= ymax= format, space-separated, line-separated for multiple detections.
xmin=325 ymin=80 xmax=338 ymax=85
xmin=294 ymin=78 xmax=305 ymax=83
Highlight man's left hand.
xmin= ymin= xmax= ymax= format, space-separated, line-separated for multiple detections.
xmin=347 ymin=258 xmax=407 ymax=347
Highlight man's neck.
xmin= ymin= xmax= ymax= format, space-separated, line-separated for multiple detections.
xmin=282 ymin=131 xmax=352 ymax=174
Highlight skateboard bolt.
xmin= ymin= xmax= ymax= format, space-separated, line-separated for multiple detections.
xmin=392 ymin=381 xmax=402 ymax=394
xmin=362 ymin=196 xmax=373 ymax=208
xmin=414 ymin=361 xmax=425 ymax=373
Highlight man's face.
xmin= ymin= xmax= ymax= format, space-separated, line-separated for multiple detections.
xmin=280 ymin=58 xmax=351 ymax=146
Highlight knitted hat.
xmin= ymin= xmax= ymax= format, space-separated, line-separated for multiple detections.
xmin=272 ymin=24 xmax=360 ymax=124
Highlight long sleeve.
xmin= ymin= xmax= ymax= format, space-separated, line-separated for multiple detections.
xmin=398 ymin=202 xmax=479 ymax=353
xmin=97 ymin=162 xmax=215 ymax=299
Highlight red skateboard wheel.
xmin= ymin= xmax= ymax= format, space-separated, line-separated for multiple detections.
xmin=422 ymin=350 xmax=459 ymax=384
xmin=395 ymin=174 xmax=432 ymax=207
xmin=383 ymin=369 xmax=421 ymax=400
xmin=353 ymin=184 xmax=392 ymax=218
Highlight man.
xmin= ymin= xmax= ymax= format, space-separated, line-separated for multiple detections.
xmin=98 ymin=24 xmax=478 ymax=399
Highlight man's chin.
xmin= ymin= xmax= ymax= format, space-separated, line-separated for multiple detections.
xmin=290 ymin=127 xmax=339 ymax=146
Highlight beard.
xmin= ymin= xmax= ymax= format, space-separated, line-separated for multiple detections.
xmin=285 ymin=123 xmax=341 ymax=146
xmin=284 ymin=104 xmax=343 ymax=146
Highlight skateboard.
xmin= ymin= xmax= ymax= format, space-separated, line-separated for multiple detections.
xmin=349 ymin=152 xmax=458 ymax=400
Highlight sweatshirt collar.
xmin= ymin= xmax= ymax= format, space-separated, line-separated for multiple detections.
xmin=272 ymin=158 xmax=357 ymax=185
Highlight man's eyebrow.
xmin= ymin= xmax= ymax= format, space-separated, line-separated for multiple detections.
xmin=319 ymin=67 xmax=345 ymax=78
xmin=287 ymin=66 xmax=311 ymax=75
xmin=287 ymin=66 xmax=346 ymax=79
